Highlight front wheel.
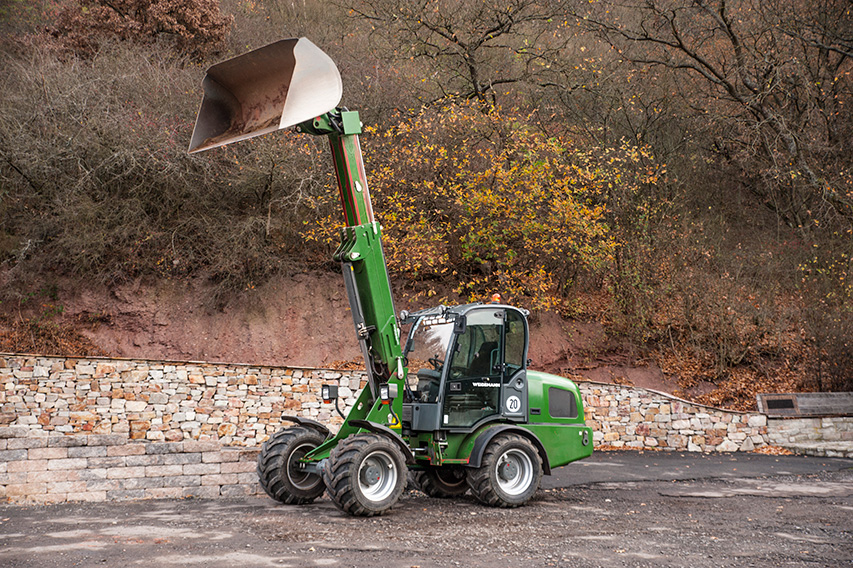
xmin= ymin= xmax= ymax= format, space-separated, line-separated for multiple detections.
xmin=323 ymin=433 xmax=407 ymax=517
xmin=467 ymin=433 xmax=543 ymax=508
xmin=257 ymin=426 xmax=326 ymax=504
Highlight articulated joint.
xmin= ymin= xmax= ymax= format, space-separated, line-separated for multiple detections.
xmin=296 ymin=109 xmax=361 ymax=137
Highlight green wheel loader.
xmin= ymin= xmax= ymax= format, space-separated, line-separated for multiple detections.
xmin=188 ymin=38 xmax=593 ymax=516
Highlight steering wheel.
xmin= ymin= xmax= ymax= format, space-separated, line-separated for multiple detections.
xmin=428 ymin=356 xmax=443 ymax=371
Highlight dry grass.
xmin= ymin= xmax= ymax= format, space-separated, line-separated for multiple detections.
xmin=0 ymin=314 xmax=106 ymax=357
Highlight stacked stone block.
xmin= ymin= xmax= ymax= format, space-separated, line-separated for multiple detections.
xmin=0 ymin=427 xmax=259 ymax=504
xmin=1 ymin=356 xmax=367 ymax=445
xmin=580 ymin=383 xmax=769 ymax=452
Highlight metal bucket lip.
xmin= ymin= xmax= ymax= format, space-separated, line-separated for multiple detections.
xmin=188 ymin=37 xmax=342 ymax=153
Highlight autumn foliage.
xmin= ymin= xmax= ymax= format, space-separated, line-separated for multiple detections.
xmin=47 ymin=0 xmax=232 ymax=57
xmin=0 ymin=0 xmax=851 ymax=408
xmin=308 ymin=103 xmax=661 ymax=311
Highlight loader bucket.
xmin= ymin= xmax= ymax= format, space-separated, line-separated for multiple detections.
xmin=188 ymin=38 xmax=342 ymax=153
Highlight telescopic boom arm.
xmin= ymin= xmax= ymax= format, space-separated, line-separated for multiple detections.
xmin=188 ymin=38 xmax=407 ymax=452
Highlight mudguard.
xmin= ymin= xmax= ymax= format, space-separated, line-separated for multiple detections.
xmin=280 ymin=415 xmax=331 ymax=438
xmin=349 ymin=420 xmax=417 ymax=465
xmin=467 ymin=424 xmax=551 ymax=475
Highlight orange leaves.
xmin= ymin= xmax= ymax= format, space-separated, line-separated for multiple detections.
xmin=46 ymin=0 xmax=232 ymax=58
xmin=338 ymin=100 xmax=661 ymax=309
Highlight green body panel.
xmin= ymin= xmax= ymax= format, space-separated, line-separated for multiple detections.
xmin=524 ymin=423 xmax=593 ymax=468
xmin=526 ymin=370 xmax=586 ymax=423
xmin=524 ymin=370 xmax=593 ymax=467
xmin=406 ymin=371 xmax=592 ymax=469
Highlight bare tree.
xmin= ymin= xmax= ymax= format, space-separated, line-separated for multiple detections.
xmin=340 ymin=0 xmax=578 ymax=106
xmin=575 ymin=0 xmax=852 ymax=229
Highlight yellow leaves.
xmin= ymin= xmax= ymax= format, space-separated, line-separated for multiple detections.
xmin=302 ymin=100 xmax=665 ymax=310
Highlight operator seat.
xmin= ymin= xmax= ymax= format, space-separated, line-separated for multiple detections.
xmin=416 ymin=368 xmax=441 ymax=402
xmin=469 ymin=341 xmax=498 ymax=377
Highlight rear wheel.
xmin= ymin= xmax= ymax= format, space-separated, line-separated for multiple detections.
xmin=413 ymin=466 xmax=469 ymax=498
xmin=323 ymin=433 xmax=407 ymax=517
xmin=467 ymin=433 xmax=542 ymax=507
xmin=257 ymin=426 xmax=326 ymax=504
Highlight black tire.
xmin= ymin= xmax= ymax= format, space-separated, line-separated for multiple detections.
xmin=413 ymin=466 xmax=469 ymax=498
xmin=322 ymin=433 xmax=407 ymax=516
xmin=467 ymin=433 xmax=543 ymax=508
xmin=257 ymin=426 xmax=326 ymax=504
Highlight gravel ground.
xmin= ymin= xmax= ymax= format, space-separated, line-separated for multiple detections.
xmin=2 ymin=459 xmax=851 ymax=567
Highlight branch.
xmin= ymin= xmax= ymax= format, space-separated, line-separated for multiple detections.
xmin=0 ymin=150 xmax=42 ymax=194
xmin=695 ymin=0 xmax=760 ymax=93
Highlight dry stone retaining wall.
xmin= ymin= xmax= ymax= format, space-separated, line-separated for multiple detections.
xmin=2 ymin=355 xmax=769 ymax=452
xmin=766 ymin=416 xmax=853 ymax=458
xmin=0 ymin=355 xmax=367 ymax=445
xmin=0 ymin=431 xmax=259 ymax=504
xmin=1 ymin=353 xmax=848 ymax=504
xmin=580 ymin=383 xmax=769 ymax=452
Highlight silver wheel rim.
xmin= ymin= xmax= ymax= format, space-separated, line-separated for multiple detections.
xmin=287 ymin=442 xmax=321 ymax=490
xmin=495 ymin=448 xmax=534 ymax=496
xmin=358 ymin=450 xmax=398 ymax=502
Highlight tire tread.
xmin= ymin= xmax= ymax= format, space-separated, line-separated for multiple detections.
xmin=322 ymin=433 xmax=406 ymax=517
xmin=467 ymin=433 xmax=542 ymax=508
xmin=257 ymin=427 xmax=325 ymax=504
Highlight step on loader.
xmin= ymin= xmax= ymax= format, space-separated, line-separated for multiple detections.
xmin=188 ymin=38 xmax=593 ymax=516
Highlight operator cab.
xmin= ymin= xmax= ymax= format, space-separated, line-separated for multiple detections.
xmin=400 ymin=303 xmax=529 ymax=432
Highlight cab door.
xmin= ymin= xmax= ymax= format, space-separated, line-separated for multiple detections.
xmin=442 ymin=307 xmax=529 ymax=429
xmin=500 ymin=308 xmax=528 ymax=422
xmin=442 ymin=307 xmax=502 ymax=429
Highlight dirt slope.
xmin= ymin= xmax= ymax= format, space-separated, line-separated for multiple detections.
xmin=1 ymin=272 xmax=677 ymax=392
xmin=57 ymin=273 xmax=363 ymax=367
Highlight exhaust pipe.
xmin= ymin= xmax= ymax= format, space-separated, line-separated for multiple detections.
xmin=188 ymin=38 xmax=342 ymax=153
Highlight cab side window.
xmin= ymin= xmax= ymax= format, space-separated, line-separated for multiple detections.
xmin=504 ymin=310 xmax=526 ymax=377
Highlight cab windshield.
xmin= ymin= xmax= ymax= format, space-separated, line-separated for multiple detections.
xmin=403 ymin=319 xmax=455 ymax=402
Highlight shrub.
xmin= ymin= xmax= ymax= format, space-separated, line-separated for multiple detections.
xmin=47 ymin=0 xmax=232 ymax=58
xmin=305 ymin=102 xmax=663 ymax=311
xmin=0 ymin=42 xmax=328 ymax=301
